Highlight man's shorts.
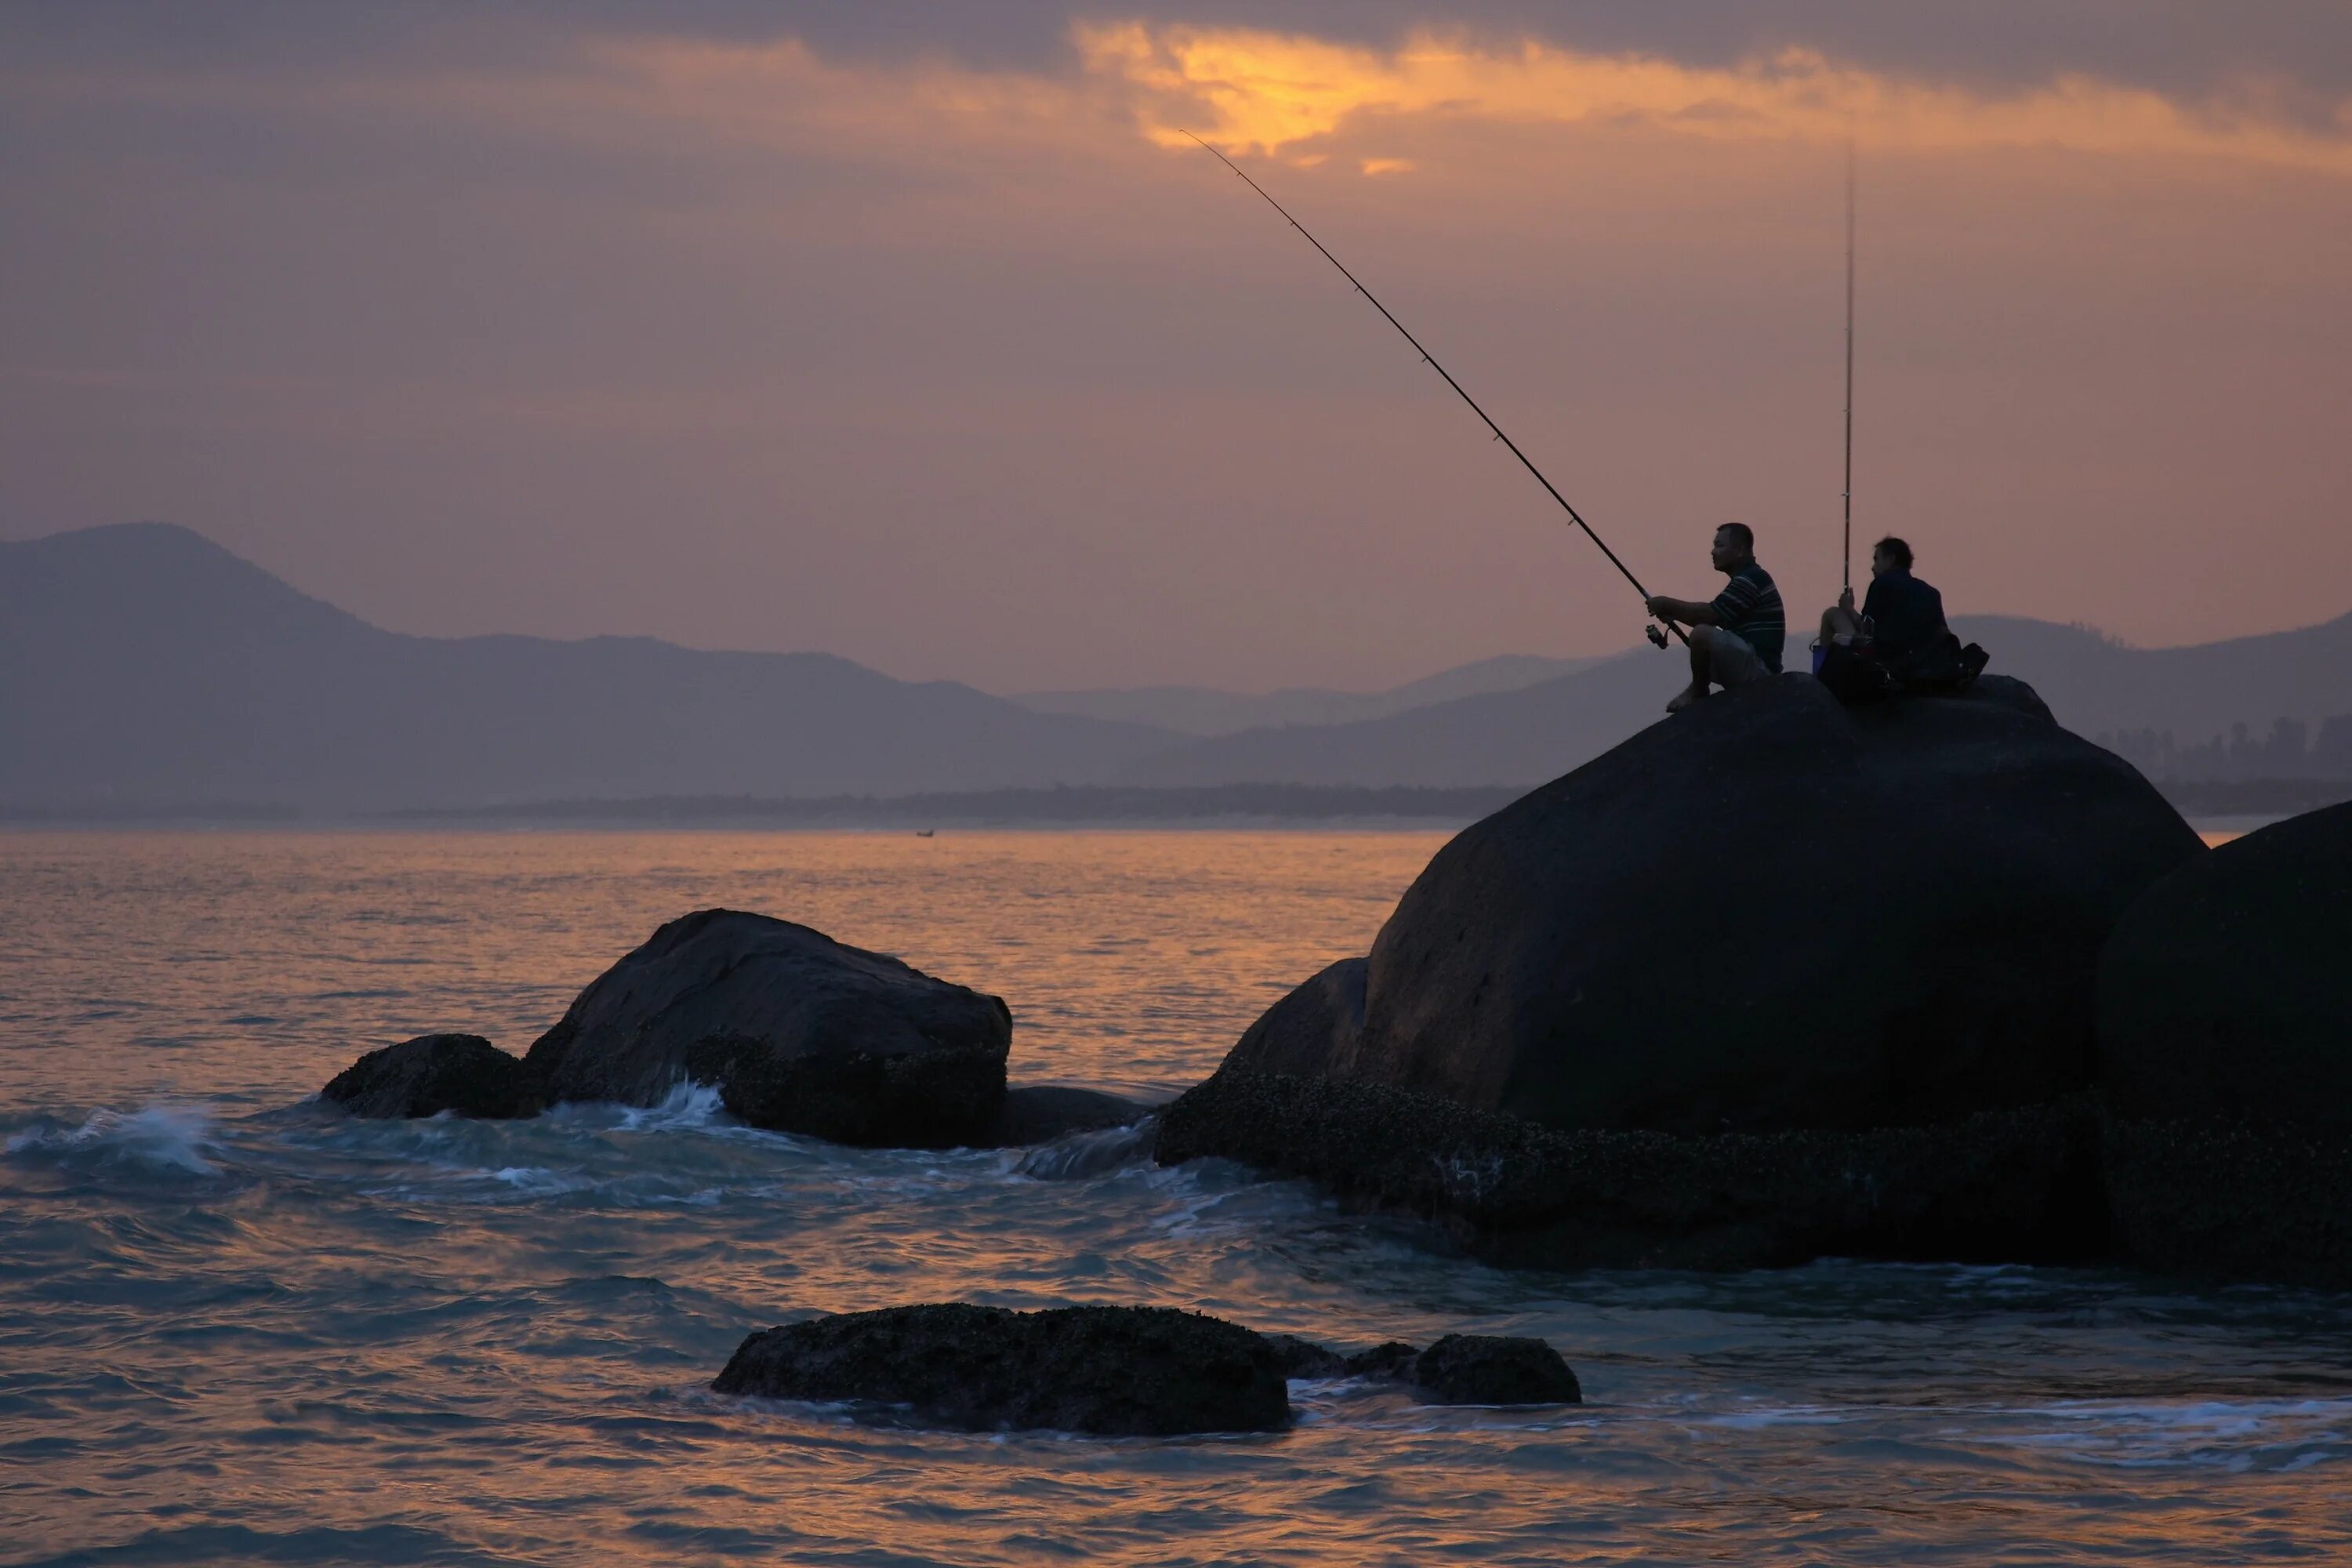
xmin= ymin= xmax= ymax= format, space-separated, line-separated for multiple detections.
xmin=1704 ymin=629 xmax=1772 ymax=688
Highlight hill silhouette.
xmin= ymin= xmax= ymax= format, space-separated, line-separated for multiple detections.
xmin=8 ymin=522 xmax=2348 ymax=814
xmin=0 ymin=524 xmax=1173 ymax=812
xmin=1109 ymin=614 xmax=2352 ymax=789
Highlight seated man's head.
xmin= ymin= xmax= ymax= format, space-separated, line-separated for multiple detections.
xmin=1872 ymin=535 xmax=1914 ymax=577
xmin=1711 ymin=521 xmax=1755 ymax=572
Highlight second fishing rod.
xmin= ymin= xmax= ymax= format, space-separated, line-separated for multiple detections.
xmin=1183 ymin=130 xmax=1686 ymax=649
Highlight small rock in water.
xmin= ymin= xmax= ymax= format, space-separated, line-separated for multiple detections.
xmin=712 ymin=1303 xmax=1290 ymax=1436
xmin=320 ymin=1033 xmax=529 ymax=1120
xmin=1413 ymin=1334 xmax=1582 ymax=1406
xmin=1344 ymin=1341 xmax=1421 ymax=1381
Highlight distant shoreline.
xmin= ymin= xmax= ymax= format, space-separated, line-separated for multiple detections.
xmin=5 ymin=778 xmax=2346 ymax=832
xmin=0 ymin=784 xmax=1518 ymax=830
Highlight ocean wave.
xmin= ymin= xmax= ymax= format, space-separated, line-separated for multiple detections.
xmin=4 ymin=1102 xmax=220 ymax=1176
xmin=1012 ymin=1119 xmax=1156 ymax=1181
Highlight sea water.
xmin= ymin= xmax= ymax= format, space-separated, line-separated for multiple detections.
xmin=2 ymin=830 xmax=2346 ymax=1566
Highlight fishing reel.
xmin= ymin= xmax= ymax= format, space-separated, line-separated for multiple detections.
xmin=1645 ymin=623 xmax=1669 ymax=650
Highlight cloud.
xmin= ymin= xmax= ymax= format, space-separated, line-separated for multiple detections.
xmin=17 ymin=15 xmax=2347 ymax=185
xmin=1069 ymin=22 xmax=2352 ymax=176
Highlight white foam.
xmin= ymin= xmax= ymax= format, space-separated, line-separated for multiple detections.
xmin=5 ymin=1102 xmax=220 ymax=1175
xmin=612 ymin=1080 xmax=731 ymax=1133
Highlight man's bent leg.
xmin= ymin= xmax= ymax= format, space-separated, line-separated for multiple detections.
xmin=1667 ymin=626 xmax=1718 ymax=713
xmin=1706 ymin=629 xmax=1770 ymax=690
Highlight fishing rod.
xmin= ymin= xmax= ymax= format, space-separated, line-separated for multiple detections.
xmin=1181 ymin=131 xmax=1686 ymax=648
xmin=1840 ymin=127 xmax=1857 ymax=594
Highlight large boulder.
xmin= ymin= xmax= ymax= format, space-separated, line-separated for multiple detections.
xmin=2096 ymin=804 xmax=2352 ymax=1287
xmin=2098 ymin=802 xmax=2352 ymax=1127
xmin=523 ymin=909 xmax=1011 ymax=1147
xmin=712 ymin=1304 xmax=1289 ymax=1436
xmin=1345 ymin=676 xmax=2201 ymax=1134
xmin=321 ymin=1033 xmax=530 ymax=1120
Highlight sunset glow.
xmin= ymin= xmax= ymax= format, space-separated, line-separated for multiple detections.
xmin=5 ymin=8 xmax=2350 ymax=688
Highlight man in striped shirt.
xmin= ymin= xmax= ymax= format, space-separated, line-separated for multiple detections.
xmin=1643 ymin=522 xmax=1786 ymax=713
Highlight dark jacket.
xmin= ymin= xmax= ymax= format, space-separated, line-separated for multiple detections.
xmin=1860 ymin=569 xmax=1947 ymax=666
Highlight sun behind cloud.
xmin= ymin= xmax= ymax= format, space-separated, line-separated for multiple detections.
xmin=1072 ymin=20 xmax=2352 ymax=176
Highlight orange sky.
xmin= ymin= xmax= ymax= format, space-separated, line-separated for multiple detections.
xmin=4 ymin=6 xmax=2348 ymax=690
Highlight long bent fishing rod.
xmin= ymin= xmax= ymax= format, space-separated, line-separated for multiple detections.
xmin=1182 ymin=131 xmax=1686 ymax=647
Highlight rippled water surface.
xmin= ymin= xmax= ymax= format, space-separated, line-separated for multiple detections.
xmin=3 ymin=830 xmax=2347 ymax=1566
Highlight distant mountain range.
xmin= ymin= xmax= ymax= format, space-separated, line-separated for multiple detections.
xmin=1014 ymin=653 xmax=1610 ymax=736
xmin=5 ymin=523 xmax=2347 ymax=816
xmin=0 ymin=524 xmax=1167 ymax=812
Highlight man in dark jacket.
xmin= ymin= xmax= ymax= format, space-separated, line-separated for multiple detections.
xmin=1817 ymin=535 xmax=1948 ymax=672
xmin=1645 ymin=522 xmax=1784 ymax=713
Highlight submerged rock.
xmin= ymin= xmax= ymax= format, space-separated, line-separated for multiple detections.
xmin=1345 ymin=1341 xmax=1421 ymax=1382
xmin=523 ymin=909 xmax=1011 ymax=1147
xmin=1414 ymin=1334 xmax=1581 ymax=1406
xmin=1155 ymin=1069 xmax=2109 ymax=1271
xmin=712 ymin=1303 xmax=1290 ymax=1436
xmin=320 ymin=1033 xmax=529 ymax=1120
xmin=1265 ymin=1334 xmax=1350 ymax=1380
xmin=1342 ymin=676 xmax=2200 ymax=1134
xmin=1263 ymin=1333 xmax=1577 ymax=1403
xmin=987 ymin=1084 xmax=1153 ymax=1147
xmin=2099 ymin=802 xmax=2352 ymax=1129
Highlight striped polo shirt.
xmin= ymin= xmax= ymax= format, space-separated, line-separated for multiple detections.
xmin=1708 ymin=561 xmax=1785 ymax=673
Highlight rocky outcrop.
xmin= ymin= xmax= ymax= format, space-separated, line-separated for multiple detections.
xmin=2097 ymin=802 xmax=2352 ymax=1129
xmin=524 ymin=909 xmax=1011 ymax=1147
xmin=1344 ymin=677 xmax=2200 ymax=1134
xmin=712 ymin=1304 xmax=1290 ymax=1436
xmin=320 ymin=1033 xmax=531 ymax=1120
xmin=1156 ymin=1069 xmax=2109 ymax=1270
xmin=713 ymin=1305 xmax=1583 ymax=1432
xmin=1155 ymin=679 xmax=2180 ymax=1271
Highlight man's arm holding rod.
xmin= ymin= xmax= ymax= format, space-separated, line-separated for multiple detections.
xmin=1645 ymin=595 xmax=1719 ymax=626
